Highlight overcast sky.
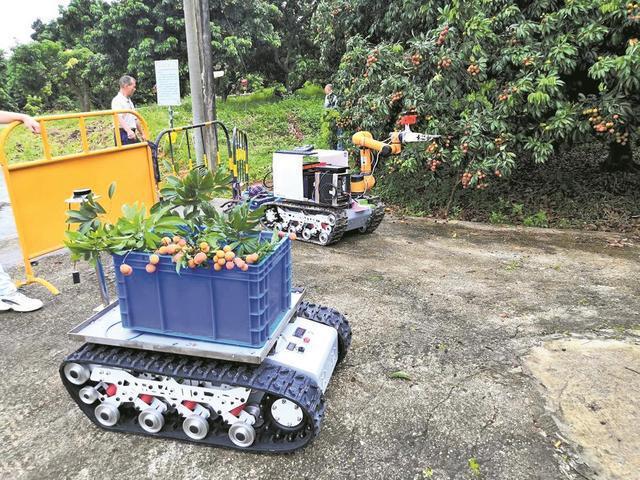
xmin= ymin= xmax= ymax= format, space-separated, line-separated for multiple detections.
xmin=0 ymin=0 xmax=71 ymax=52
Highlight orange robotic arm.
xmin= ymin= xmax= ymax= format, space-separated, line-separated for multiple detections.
xmin=350 ymin=115 xmax=437 ymax=195
xmin=350 ymin=131 xmax=402 ymax=194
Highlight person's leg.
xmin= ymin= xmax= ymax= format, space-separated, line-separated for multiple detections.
xmin=0 ymin=263 xmax=17 ymax=297
xmin=0 ymin=264 xmax=43 ymax=312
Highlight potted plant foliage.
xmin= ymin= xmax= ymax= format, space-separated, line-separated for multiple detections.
xmin=65 ymin=167 xmax=294 ymax=347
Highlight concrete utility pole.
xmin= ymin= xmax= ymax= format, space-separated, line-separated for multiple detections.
xmin=183 ymin=0 xmax=217 ymax=168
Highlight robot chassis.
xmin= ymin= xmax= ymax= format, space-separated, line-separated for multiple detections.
xmin=261 ymin=197 xmax=385 ymax=246
xmin=60 ymin=297 xmax=351 ymax=453
xmin=258 ymin=117 xmax=437 ymax=246
xmin=259 ymin=148 xmax=386 ymax=246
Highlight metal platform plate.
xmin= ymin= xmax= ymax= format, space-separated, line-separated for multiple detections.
xmin=68 ymin=291 xmax=305 ymax=364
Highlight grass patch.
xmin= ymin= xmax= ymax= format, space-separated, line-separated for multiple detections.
xmin=2 ymin=89 xmax=327 ymax=185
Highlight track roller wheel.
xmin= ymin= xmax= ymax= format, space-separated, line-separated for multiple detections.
xmin=228 ymin=422 xmax=256 ymax=448
xmin=78 ymin=386 xmax=99 ymax=405
xmin=138 ymin=409 xmax=164 ymax=433
xmin=95 ymin=404 xmax=120 ymax=427
xmin=318 ymin=232 xmax=329 ymax=245
xmin=183 ymin=415 xmax=209 ymax=440
xmin=268 ymin=398 xmax=305 ymax=431
xmin=63 ymin=363 xmax=90 ymax=385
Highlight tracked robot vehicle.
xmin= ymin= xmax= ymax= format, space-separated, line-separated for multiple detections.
xmin=260 ymin=114 xmax=438 ymax=245
xmin=59 ymin=119 xmax=352 ymax=453
xmin=59 ymin=295 xmax=351 ymax=453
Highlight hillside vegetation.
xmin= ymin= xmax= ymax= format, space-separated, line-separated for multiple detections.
xmin=2 ymin=86 xmax=326 ymax=183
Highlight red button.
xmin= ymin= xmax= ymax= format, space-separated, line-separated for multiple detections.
xmin=303 ymin=337 xmax=310 ymax=343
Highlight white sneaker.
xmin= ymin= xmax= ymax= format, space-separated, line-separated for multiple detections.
xmin=0 ymin=291 xmax=43 ymax=312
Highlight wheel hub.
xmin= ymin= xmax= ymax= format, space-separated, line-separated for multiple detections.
xmin=228 ymin=422 xmax=256 ymax=448
xmin=270 ymin=398 xmax=304 ymax=429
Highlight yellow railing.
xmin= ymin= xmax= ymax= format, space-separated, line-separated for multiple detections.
xmin=0 ymin=110 xmax=157 ymax=294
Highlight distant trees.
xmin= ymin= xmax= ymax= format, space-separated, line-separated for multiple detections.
xmin=2 ymin=0 xmax=325 ymax=113
xmin=0 ymin=50 xmax=15 ymax=110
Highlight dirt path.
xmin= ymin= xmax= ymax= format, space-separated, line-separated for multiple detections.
xmin=0 ymin=216 xmax=638 ymax=480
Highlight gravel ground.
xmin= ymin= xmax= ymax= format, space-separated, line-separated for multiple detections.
xmin=0 ymin=215 xmax=638 ymax=480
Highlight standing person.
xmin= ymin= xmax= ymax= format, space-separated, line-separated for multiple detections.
xmin=323 ymin=83 xmax=338 ymax=109
xmin=0 ymin=111 xmax=43 ymax=312
xmin=323 ymin=84 xmax=342 ymax=150
xmin=111 ymin=75 xmax=146 ymax=145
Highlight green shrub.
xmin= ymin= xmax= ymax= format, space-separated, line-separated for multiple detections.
xmin=489 ymin=211 xmax=508 ymax=224
xmin=523 ymin=210 xmax=549 ymax=228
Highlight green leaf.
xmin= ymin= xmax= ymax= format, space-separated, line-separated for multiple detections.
xmin=108 ymin=182 xmax=116 ymax=199
xmin=389 ymin=371 xmax=412 ymax=381
xmin=66 ymin=210 xmax=91 ymax=222
xmin=468 ymin=458 xmax=481 ymax=476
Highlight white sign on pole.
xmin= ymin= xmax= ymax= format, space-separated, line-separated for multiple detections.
xmin=154 ymin=59 xmax=181 ymax=106
xmin=213 ymin=70 xmax=225 ymax=79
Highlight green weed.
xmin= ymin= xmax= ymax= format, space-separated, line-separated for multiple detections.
xmin=511 ymin=203 xmax=524 ymax=216
xmin=523 ymin=210 xmax=549 ymax=227
xmin=505 ymin=260 xmax=523 ymax=271
xmin=422 ymin=467 xmax=434 ymax=478
xmin=489 ymin=211 xmax=508 ymax=224
xmin=468 ymin=457 xmax=481 ymax=477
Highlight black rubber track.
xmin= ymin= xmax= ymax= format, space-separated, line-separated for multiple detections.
xmin=60 ymin=344 xmax=324 ymax=453
xmin=59 ymin=303 xmax=352 ymax=454
xmin=363 ymin=200 xmax=385 ymax=234
xmin=261 ymin=201 xmax=349 ymax=245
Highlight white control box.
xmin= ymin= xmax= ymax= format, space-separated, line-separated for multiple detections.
xmin=267 ymin=317 xmax=338 ymax=393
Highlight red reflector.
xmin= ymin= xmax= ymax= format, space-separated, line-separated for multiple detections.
xmin=400 ymin=115 xmax=417 ymax=125
xmin=229 ymin=404 xmax=246 ymax=417
xmin=139 ymin=394 xmax=153 ymax=404
xmin=182 ymin=400 xmax=197 ymax=410
xmin=105 ymin=384 xmax=117 ymax=397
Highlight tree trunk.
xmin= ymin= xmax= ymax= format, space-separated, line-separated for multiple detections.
xmin=80 ymin=82 xmax=91 ymax=112
xmin=602 ymin=142 xmax=637 ymax=172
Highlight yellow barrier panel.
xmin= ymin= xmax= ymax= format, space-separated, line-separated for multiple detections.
xmin=0 ymin=110 xmax=158 ymax=294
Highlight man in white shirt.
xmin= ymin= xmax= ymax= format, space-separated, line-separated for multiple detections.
xmin=111 ymin=75 xmax=145 ymax=145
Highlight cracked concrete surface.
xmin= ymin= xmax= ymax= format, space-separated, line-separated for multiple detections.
xmin=525 ymin=338 xmax=640 ymax=480
xmin=0 ymin=215 xmax=638 ymax=480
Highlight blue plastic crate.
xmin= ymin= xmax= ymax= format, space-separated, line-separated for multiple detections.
xmin=112 ymin=234 xmax=292 ymax=347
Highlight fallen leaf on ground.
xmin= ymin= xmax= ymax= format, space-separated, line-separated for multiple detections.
xmin=389 ymin=371 xmax=412 ymax=381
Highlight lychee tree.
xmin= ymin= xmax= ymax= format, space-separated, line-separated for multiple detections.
xmin=313 ymin=0 xmax=640 ymax=195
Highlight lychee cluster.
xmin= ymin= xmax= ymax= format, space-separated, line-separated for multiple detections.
xmin=118 ymin=232 xmax=297 ymax=277
xmin=438 ymin=57 xmax=452 ymax=69
xmin=389 ymin=91 xmax=404 ymax=104
xmin=498 ymin=86 xmax=518 ymax=102
xmin=366 ymin=50 xmax=379 ymax=67
xmin=461 ymin=171 xmax=488 ymax=190
xmin=583 ymin=108 xmax=629 ymax=145
xmin=436 ymin=25 xmax=450 ymax=46
xmin=467 ymin=64 xmax=480 ymax=76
